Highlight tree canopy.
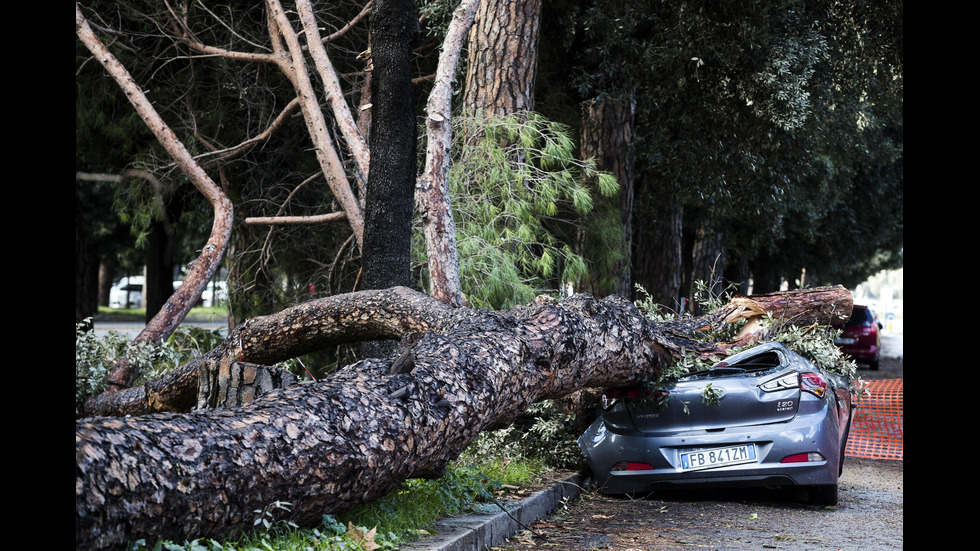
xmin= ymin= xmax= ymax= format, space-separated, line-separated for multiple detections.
xmin=76 ymin=0 xmax=903 ymax=333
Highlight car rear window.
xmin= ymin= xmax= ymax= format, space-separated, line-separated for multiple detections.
xmin=846 ymin=307 xmax=874 ymax=326
xmin=682 ymin=350 xmax=784 ymax=381
xmin=724 ymin=351 xmax=782 ymax=370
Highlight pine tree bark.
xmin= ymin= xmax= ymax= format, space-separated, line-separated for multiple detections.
xmin=580 ymin=95 xmax=636 ymax=297
xmin=633 ymin=185 xmax=684 ymax=310
xmin=76 ymin=285 xmax=851 ymax=550
xmin=462 ymin=0 xmax=542 ymax=117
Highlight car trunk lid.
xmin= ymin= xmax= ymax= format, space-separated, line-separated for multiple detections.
xmin=628 ymin=368 xmax=803 ymax=433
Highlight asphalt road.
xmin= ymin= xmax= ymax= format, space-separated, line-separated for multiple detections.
xmin=91 ymin=318 xmax=229 ymax=339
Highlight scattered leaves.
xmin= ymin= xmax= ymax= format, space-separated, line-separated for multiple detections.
xmin=347 ymin=522 xmax=380 ymax=551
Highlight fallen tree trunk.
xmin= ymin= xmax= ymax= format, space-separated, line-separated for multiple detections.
xmin=82 ymin=287 xmax=453 ymax=416
xmin=76 ymin=285 xmax=851 ymax=549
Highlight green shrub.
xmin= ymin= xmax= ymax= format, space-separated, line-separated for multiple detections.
xmin=75 ymin=320 xmax=225 ymax=417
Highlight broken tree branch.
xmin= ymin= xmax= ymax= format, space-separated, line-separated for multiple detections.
xmin=77 ymin=4 xmax=234 ymax=390
xmin=415 ymin=0 xmax=479 ymax=308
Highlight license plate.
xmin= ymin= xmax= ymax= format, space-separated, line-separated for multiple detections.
xmin=835 ymin=337 xmax=855 ymax=345
xmin=680 ymin=444 xmax=757 ymax=471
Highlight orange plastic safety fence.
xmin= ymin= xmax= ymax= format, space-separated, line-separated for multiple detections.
xmin=844 ymin=378 xmax=903 ymax=461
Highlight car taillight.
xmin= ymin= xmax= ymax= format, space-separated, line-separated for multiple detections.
xmin=611 ymin=461 xmax=655 ymax=471
xmin=760 ymin=372 xmax=799 ymax=392
xmin=780 ymin=452 xmax=826 ymax=463
xmin=800 ymin=373 xmax=828 ymax=398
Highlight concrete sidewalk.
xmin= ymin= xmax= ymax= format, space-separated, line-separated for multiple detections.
xmin=399 ymin=474 xmax=583 ymax=551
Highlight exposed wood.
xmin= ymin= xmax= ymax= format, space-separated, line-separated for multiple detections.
xmin=76 ymin=286 xmax=851 ymax=549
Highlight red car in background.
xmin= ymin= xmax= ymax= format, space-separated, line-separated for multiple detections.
xmin=835 ymin=305 xmax=882 ymax=370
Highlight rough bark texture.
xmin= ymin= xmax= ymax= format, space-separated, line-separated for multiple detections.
xmin=633 ymin=185 xmax=684 ymax=309
xmin=580 ymin=95 xmax=636 ymax=298
xmin=76 ymin=285 xmax=851 ymax=550
xmin=362 ymin=0 xmax=418 ymax=293
xmin=197 ymin=361 xmax=299 ymax=409
xmin=462 ymin=0 xmax=542 ymax=117
xmin=83 ymin=287 xmax=452 ymax=417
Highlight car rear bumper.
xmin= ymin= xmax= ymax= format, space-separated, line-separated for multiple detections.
xmin=839 ymin=343 xmax=879 ymax=361
xmin=579 ymin=405 xmax=843 ymax=495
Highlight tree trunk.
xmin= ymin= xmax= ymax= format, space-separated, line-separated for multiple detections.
xmin=76 ymin=199 xmax=99 ymax=324
xmin=462 ymin=0 xmax=542 ymax=117
xmin=579 ymin=94 xmax=636 ymax=298
xmin=144 ymin=220 xmax=176 ymax=322
xmin=689 ymin=226 xmax=727 ymax=314
xmin=416 ymin=0 xmax=479 ymax=308
xmin=633 ymin=183 xmax=684 ymax=310
xmin=362 ymin=0 xmax=418 ymax=294
xmin=76 ymin=285 xmax=852 ymax=549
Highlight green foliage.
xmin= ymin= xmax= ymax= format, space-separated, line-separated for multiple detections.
xmin=538 ymin=0 xmax=902 ymax=291
xmin=632 ymin=282 xmax=859 ymax=410
xmin=423 ymin=113 xmax=618 ymax=309
xmin=129 ymin=513 xmax=394 ymax=551
xmin=75 ymin=320 xmax=225 ymax=417
xmin=468 ymin=400 xmax=586 ymax=470
xmin=340 ymin=463 xmax=495 ymax=542
xmin=76 ymin=320 xmax=173 ymax=417
xmin=764 ymin=316 xmax=858 ymax=381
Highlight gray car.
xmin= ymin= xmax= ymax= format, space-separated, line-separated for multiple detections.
xmin=578 ymin=342 xmax=854 ymax=505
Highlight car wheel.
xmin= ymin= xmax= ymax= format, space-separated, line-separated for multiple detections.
xmin=808 ymin=484 xmax=838 ymax=506
xmin=869 ymin=357 xmax=880 ymax=370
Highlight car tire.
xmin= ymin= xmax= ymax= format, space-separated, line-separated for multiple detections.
xmin=869 ymin=357 xmax=880 ymax=371
xmin=808 ymin=484 xmax=838 ymax=506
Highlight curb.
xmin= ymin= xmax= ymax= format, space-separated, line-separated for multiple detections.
xmin=399 ymin=474 xmax=583 ymax=551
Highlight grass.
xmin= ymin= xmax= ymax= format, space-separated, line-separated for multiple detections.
xmin=96 ymin=305 xmax=229 ymax=322
xmin=130 ymin=453 xmax=551 ymax=551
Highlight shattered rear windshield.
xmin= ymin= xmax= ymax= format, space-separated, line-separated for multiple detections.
xmin=682 ymin=351 xmax=785 ymax=380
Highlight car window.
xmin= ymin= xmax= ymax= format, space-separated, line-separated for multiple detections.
xmin=845 ymin=308 xmax=874 ymax=327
